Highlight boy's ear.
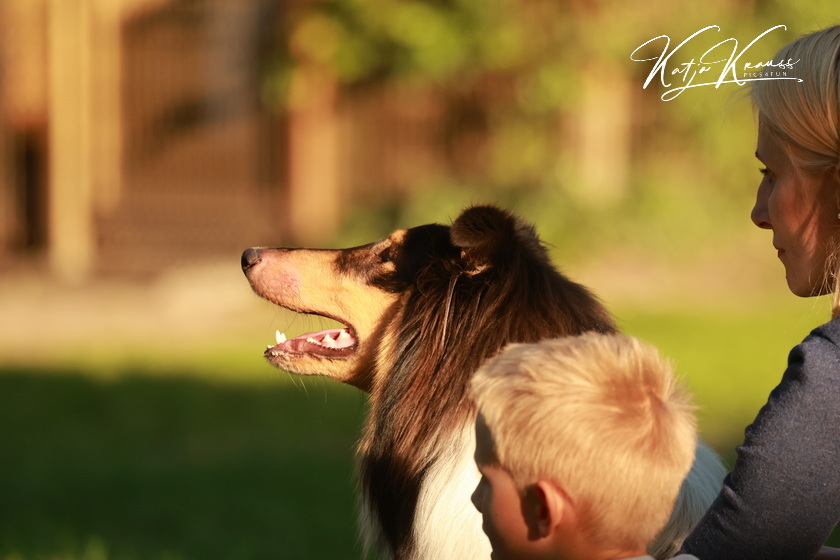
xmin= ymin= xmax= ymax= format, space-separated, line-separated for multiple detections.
xmin=526 ymin=480 xmax=573 ymax=539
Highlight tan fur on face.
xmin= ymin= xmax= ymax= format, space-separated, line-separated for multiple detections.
xmin=245 ymin=244 xmax=400 ymax=389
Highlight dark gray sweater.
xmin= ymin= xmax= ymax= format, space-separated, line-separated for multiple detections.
xmin=682 ymin=317 xmax=840 ymax=559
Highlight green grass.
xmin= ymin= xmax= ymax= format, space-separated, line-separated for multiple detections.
xmin=0 ymin=297 xmax=835 ymax=559
xmin=0 ymin=369 xmax=367 ymax=560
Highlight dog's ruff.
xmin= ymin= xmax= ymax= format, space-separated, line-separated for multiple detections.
xmin=242 ymin=205 xmax=726 ymax=559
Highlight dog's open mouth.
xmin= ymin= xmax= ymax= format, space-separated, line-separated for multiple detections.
xmin=265 ymin=327 xmax=358 ymax=359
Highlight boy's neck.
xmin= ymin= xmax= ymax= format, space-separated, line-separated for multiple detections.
xmin=553 ymin=526 xmax=648 ymax=560
xmin=567 ymin=547 xmax=649 ymax=560
xmin=603 ymin=551 xmax=650 ymax=560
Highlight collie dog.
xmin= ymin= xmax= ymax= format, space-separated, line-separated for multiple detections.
xmin=241 ymin=205 xmax=725 ymax=559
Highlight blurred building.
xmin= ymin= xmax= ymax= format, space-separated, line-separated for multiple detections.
xmin=0 ymin=0 xmax=290 ymax=279
xmin=0 ymin=0 xmax=641 ymax=281
xmin=0 ymin=0 xmax=481 ymax=280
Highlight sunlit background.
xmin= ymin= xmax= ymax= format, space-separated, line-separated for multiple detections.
xmin=1 ymin=1 xmax=838 ymax=558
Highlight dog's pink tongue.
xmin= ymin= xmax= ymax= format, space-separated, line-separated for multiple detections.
xmin=294 ymin=328 xmax=355 ymax=349
xmin=267 ymin=328 xmax=356 ymax=356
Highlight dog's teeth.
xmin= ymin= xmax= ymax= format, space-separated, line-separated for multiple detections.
xmin=306 ymin=337 xmax=318 ymax=344
xmin=337 ymin=330 xmax=352 ymax=341
xmin=275 ymin=331 xmax=286 ymax=344
xmin=323 ymin=334 xmax=336 ymax=347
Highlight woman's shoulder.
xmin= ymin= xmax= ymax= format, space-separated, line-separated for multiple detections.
xmin=782 ymin=316 xmax=840 ymax=388
xmin=809 ymin=315 xmax=840 ymax=335
xmin=799 ymin=316 xmax=840 ymax=353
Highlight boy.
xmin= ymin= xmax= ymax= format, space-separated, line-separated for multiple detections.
xmin=470 ymin=333 xmax=699 ymax=560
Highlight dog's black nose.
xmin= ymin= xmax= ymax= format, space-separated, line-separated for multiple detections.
xmin=241 ymin=247 xmax=262 ymax=273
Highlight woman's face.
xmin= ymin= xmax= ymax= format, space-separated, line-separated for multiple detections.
xmin=751 ymin=124 xmax=839 ymax=297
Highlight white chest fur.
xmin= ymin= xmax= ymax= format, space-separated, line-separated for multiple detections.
xmin=411 ymin=425 xmax=492 ymax=560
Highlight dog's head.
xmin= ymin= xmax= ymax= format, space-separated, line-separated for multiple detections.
xmin=241 ymin=221 xmax=455 ymax=389
xmin=241 ymin=205 xmax=614 ymax=390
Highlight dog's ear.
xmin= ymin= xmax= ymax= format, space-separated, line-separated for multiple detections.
xmin=450 ymin=205 xmax=544 ymax=273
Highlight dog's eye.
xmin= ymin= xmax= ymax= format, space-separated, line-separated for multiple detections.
xmin=379 ymin=248 xmax=393 ymax=263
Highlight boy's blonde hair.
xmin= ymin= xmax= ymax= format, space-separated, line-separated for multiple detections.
xmin=470 ymin=333 xmax=697 ymax=551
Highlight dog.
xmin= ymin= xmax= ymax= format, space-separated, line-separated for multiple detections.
xmin=241 ymin=205 xmax=725 ymax=559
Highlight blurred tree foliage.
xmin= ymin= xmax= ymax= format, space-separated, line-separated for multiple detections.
xmin=265 ymin=0 xmax=529 ymax=90
xmin=263 ymin=0 xmax=838 ymax=259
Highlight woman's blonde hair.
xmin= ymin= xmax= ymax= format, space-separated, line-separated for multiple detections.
xmin=750 ymin=25 xmax=840 ymax=313
xmin=470 ymin=333 xmax=697 ymax=552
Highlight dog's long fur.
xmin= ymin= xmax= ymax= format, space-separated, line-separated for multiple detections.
xmin=242 ymin=205 xmax=725 ymax=559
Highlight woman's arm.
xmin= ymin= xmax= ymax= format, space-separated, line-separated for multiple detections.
xmin=681 ymin=319 xmax=840 ymax=560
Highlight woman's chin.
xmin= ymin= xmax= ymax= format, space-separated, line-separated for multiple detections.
xmin=786 ymin=276 xmax=832 ymax=298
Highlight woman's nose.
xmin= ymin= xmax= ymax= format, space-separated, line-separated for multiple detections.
xmin=751 ymin=183 xmax=772 ymax=230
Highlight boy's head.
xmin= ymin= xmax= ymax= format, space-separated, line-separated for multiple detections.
xmin=470 ymin=333 xmax=697 ymax=560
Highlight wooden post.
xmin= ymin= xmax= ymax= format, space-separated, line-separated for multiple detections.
xmin=0 ymin=0 xmax=50 ymax=253
xmin=286 ymin=63 xmax=340 ymax=245
xmin=572 ymin=61 xmax=631 ymax=207
xmin=47 ymin=0 xmax=94 ymax=281
xmin=90 ymin=0 xmax=123 ymax=216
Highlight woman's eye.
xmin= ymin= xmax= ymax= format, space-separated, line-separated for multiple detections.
xmin=758 ymin=167 xmax=775 ymax=183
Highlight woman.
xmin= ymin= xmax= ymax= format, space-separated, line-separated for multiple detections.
xmin=680 ymin=25 xmax=840 ymax=559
